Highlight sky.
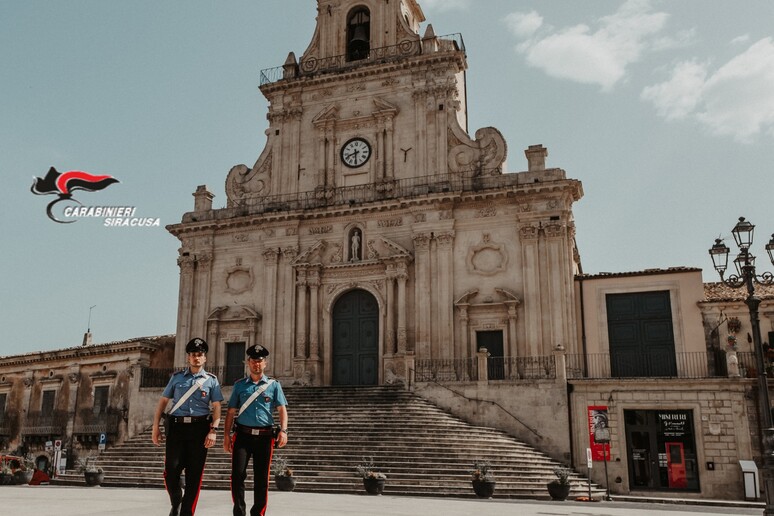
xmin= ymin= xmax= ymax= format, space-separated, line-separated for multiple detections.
xmin=2 ymin=0 xmax=773 ymax=356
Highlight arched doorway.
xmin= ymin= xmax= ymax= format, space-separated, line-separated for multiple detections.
xmin=332 ymin=289 xmax=379 ymax=385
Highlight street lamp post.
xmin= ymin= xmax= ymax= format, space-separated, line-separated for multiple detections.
xmin=709 ymin=217 xmax=774 ymax=514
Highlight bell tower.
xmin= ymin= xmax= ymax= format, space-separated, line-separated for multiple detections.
xmin=226 ymin=0 xmax=507 ymax=208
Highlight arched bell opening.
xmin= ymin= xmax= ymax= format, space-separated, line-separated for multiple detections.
xmin=346 ymin=7 xmax=370 ymax=61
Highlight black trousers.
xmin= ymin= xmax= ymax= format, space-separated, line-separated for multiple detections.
xmin=230 ymin=432 xmax=275 ymax=516
xmin=164 ymin=420 xmax=210 ymax=516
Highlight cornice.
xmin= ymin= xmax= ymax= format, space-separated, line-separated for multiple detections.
xmin=259 ymin=52 xmax=466 ymax=96
xmin=167 ymin=177 xmax=582 ymax=237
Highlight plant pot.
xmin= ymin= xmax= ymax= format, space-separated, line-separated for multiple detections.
xmin=547 ymin=480 xmax=571 ymax=501
xmin=472 ymin=479 xmax=496 ymax=498
xmin=363 ymin=477 xmax=385 ymax=495
xmin=13 ymin=470 xmax=34 ymax=485
xmin=275 ymin=474 xmax=296 ymax=491
xmin=84 ymin=471 xmax=105 ymax=486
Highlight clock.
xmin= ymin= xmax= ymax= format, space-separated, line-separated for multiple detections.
xmin=341 ymin=138 xmax=371 ymax=168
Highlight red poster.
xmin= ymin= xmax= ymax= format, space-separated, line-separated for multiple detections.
xmin=588 ymin=405 xmax=610 ymax=461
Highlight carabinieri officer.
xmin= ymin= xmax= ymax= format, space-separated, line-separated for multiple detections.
xmin=152 ymin=338 xmax=224 ymax=516
xmin=224 ymin=344 xmax=288 ymax=516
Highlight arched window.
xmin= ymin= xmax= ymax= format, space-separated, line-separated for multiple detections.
xmin=347 ymin=7 xmax=370 ymax=61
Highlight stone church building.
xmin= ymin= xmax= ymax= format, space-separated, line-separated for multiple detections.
xmin=166 ymin=0 xmax=582 ymax=390
xmin=4 ymin=0 xmax=768 ymax=503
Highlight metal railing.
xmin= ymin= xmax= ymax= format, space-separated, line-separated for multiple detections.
xmin=24 ymin=411 xmax=68 ymax=435
xmin=413 ymin=355 xmax=556 ymax=382
xmin=188 ymin=168 xmax=568 ymax=224
xmin=73 ymin=413 xmax=121 ymax=435
xmin=565 ymin=351 xmax=732 ymax=380
xmin=259 ymin=33 xmax=464 ymax=86
xmin=414 ymin=358 xmax=477 ymax=382
xmin=488 ymin=356 xmax=556 ymax=380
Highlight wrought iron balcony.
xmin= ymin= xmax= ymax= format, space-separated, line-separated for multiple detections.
xmin=260 ymin=33 xmax=465 ymax=86
xmin=73 ymin=413 xmax=121 ymax=436
xmin=184 ymin=168 xmax=569 ymax=224
xmin=24 ymin=411 xmax=68 ymax=436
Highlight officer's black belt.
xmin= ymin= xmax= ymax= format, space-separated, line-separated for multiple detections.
xmin=236 ymin=425 xmax=273 ymax=436
xmin=168 ymin=415 xmax=211 ymax=424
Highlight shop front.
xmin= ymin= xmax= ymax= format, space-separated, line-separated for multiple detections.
xmin=624 ymin=409 xmax=699 ymax=491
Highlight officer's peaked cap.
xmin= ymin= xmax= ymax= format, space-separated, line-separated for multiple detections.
xmin=186 ymin=338 xmax=209 ymax=354
xmin=246 ymin=344 xmax=269 ymax=359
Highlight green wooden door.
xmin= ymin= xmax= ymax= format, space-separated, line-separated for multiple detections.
xmin=332 ymin=290 xmax=379 ymax=385
xmin=607 ymin=291 xmax=676 ymax=377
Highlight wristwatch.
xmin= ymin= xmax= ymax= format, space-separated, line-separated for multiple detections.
xmin=280 ymin=428 xmax=288 ymax=434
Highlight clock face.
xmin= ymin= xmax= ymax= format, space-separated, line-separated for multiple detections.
xmin=341 ymin=138 xmax=371 ymax=168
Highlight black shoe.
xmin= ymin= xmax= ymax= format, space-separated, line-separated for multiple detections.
xmin=169 ymin=506 xmax=180 ymax=516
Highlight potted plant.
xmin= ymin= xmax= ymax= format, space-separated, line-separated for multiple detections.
xmin=471 ymin=460 xmax=496 ymax=498
xmin=0 ymin=457 xmax=14 ymax=485
xmin=13 ymin=455 xmax=35 ymax=485
xmin=356 ymin=456 xmax=386 ymax=495
xmin=547 ymin=466 xmax=572 ymax=501
xmin=77 ymin=455 xmax=104 ymax=486
xmin=272 ymin=457 xmax=296 ymax=491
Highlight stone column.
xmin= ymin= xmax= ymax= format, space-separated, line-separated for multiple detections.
xmin=308 ymin=268 xmax=321 ymax=360
xmin=457 ymin=304 xmax=470 ymax=359
xmin=280 ymin=247 xmax=298 ymax=375
xmin=385 ymin=118 xmax=394 ymax=178
xmin=385 ymin=265 xmax=396 ymax=356
xmin=436 ymin=231 xmax=455 ymax=359
xmin=476 ymin=347 xmax=489 ymax=382
xmin=262 ymin=248 xmax=280 ymax=353
xmin=519 ymin=223 xmax=542 ymax=356
xmin=505 ymin=301 xmax=518 ymax=359
xmin=553 ymin=344 xmax=567 ymax=384
xmin=175 ymin=255 xmax=196 ymax=367
xmin=413 ymin=89 xmax=427 ymax=174
xmin=396 ymin=262 xmax=408 ymax=354
xmin=413 ymin=233 xmax=432 ymax=358
xmin=295 ymin=268 xmax=308 ymax=359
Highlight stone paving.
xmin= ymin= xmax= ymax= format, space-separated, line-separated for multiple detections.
xmin=0 ymin=485 xmax=763 ymax=516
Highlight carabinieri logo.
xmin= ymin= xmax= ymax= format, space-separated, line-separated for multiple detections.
xmin=31 ymin=167 xmax=120 ymax=224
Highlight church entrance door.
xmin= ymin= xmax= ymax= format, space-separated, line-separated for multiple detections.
xmin=332 ymin=289 xmax=379 ymax=385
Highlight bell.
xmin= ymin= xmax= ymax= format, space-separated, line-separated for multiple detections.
xmin=348 ymin=25 xmax=369 ymax=60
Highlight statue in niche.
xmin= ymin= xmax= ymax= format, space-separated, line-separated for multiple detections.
xmin=350 ymin=229 xmax=361 ymax=262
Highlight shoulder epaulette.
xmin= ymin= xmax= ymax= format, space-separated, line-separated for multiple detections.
xmin=206 ymin=372 xmax=217 ymax=378
xmin=172 ymin=370 xmax=186 ymax=377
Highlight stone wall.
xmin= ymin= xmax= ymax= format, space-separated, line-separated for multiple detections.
xmin=414 ymin=380 xmax=571 ymax=463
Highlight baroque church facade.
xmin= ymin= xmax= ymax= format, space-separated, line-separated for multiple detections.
xmin=166 ymin=0 xmax=582 ymax=387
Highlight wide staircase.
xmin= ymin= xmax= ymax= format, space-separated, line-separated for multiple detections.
xmin=56 ymin=385 xmax=604 ymax=499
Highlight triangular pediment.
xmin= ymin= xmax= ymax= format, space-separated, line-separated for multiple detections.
xmin=312 ymin=104 xmax=340 ymax=125
xmin=373 ymin=97 xmax=398 ymax=116
xmin=293 ymin=240 xmax=327 ymax=265
xmin=380 ymin=236 xmax=411 ymax=257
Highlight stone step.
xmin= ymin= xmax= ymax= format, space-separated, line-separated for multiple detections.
xmin=64 ymin=386 xmax=605 ymax=500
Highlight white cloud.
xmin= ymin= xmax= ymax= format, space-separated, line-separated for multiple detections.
xmin=508 ymin=0 xmax=670 ymax=91
xmin=641 ymin=60 xmax=706 ymax=120
xmin=504 ymin=11 xmax=543 ymax=39
xmin=641 ymin=38 xmax=774 ymax=142
xmin=731 ymin=34 xmax=750 ymax=46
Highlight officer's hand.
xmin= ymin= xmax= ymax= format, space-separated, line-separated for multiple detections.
xmin=277 ymin=432 xmax=288 ymax=448
xmin=204 ymin=431 xmax=216 ymax=449
xmin=151 ymin=426 xmax=163 ymax=446
xmin=223 ymin=435 xmax=232 ymax=454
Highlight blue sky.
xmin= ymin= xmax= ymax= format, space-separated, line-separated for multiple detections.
xmin=2 ymin=0 xmax=773 ymax=356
